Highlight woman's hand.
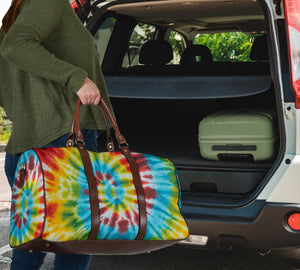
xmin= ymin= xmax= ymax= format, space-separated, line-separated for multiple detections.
xmin=76 ymin=77 xmax=101 ymax=105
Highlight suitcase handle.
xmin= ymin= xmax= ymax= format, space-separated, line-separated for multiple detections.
xmin=66 ymin=98 xmax=147 ymax=240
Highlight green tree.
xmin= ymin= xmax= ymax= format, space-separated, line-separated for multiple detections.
xmin=129 ymin=23 xmax=156 ymax=47
xmin=0 ymin=107 xmax=11 ymax=144
xmin=194 ymin=32 xmax=255 ymax=62
xmin=167 ymin=31 xmax=186 ymax=64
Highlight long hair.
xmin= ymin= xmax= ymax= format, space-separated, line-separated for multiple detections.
xmin=2 ymin=0 xmax=26 ymax=34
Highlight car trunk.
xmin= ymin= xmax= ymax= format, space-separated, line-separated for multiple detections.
xmin=99 ymin=74 xmax=279 ymax=204
xmin=91 ymin=0 xmax=282 ymax=206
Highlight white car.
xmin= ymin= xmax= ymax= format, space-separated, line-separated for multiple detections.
xmin=76 ymin=0 xmax=300 ymax=250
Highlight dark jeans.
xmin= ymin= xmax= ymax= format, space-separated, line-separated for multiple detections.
xmin=5 ymin=130 xmax=97 ymax=270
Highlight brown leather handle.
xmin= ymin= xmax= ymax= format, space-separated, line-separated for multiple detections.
xmin=67 ymin=98 xmax=147 ymax=240
xmin=66 ymin=99 xmax=84 ymax=148
xmin=66 ymin=100 xmax=114 ymax=151
xmin=67 ymin=98 xmax=127 ymax=149
xmin=98 ymin=105 xmax=115 ymax=152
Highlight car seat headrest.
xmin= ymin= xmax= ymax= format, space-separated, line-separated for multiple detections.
xmin=139 ymin=40 xmax=173 ymax=65
xmin=180 ymin=45 xmax=213 ymax=65
xmin=250 ymin=35 xmax=269 ymax=61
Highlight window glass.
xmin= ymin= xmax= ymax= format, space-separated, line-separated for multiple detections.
xmin=193 ymin=32 xmax=257 ymax=62
xmin=122 ymin=23 xmax=157 ymax=68
xmin=94 ymin=17 xmax=116 ymax=65
xmin=165 ymin=30 xmax=186 ymax=64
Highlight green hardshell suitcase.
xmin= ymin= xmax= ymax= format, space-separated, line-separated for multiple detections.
xmin=198 ymin=110 xmax=276 ymax=162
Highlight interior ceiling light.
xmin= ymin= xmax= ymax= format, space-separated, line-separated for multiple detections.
xmin=144 ymin=5 xmax=152 ymax=9
xmin=168 ymin=23 xmax=175 ymax=26
xmin=225 ymin=0 xmax=237 ymax=4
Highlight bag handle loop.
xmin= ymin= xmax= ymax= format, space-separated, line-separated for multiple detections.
xmin=66 ymin=101 xmax=114 ymax=151
xmin=67 ymin=98 xmax=126 ymax=150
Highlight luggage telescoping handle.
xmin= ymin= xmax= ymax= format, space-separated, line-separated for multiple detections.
xmin=66 ymin=98 xmax=147 ymax=241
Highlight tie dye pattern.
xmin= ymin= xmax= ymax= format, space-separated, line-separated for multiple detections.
xmin=36 ymin=148 xmax=92 ymax=241
xmin=89 ymin=151 xmax=188 ymax=240
xmin=89 ymin=151 xmax=140 ymax=240
xmin=10 ymin=150 xmax=45 ymax=247
xmin=10 ymin=147 xmax=189 ymax=247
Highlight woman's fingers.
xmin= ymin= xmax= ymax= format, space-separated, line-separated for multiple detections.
xmin=94 ymin=95 xmax=101 ymax=105
xmin=76 ymin=77 xmax=101 ymax=105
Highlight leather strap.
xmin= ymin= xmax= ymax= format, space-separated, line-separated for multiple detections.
xmin=99 ymin=104 xmax=114 ymax=152
xmin=66 ymin=99 xmax=115 ymax=152
xmin=78 ymin=147 xmax=100 ymax=240
xmin=66 ymin=99 xmax=113 ymax=151
xmin=99 ymin=98 xmax=127 ymax=146
xmin=68 ymin=98 xmax=126 ymax=146
xmin=98 ymin=99 xmax=147 ymax=238
xmin=67 ymin=98 xmax=147 ymax=240
xmin=99 ymin=104 xmax=109 ymax=139
xmin=120 ymin=145 xmax=147 ymax=239
xmin=67 ymin=99 xmax=83 ymax=146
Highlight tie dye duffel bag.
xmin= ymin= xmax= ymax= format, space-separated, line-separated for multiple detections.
xmin=9 ymin=98 xmax=189 ymax=255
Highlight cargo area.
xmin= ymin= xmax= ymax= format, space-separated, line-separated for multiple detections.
xmin=92 ymin=0 xmax=282 ymax=205
xmin=99 ymin=76 xmax=279 ymax=200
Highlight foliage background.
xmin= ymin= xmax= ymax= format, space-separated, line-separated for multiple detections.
xmin=128 ymin=23 xmax=257 ymax=64
xmin=0 ymin=107 xmax=11 ymax=144
xmin=194 ymin=32 xmax=256 ymax=62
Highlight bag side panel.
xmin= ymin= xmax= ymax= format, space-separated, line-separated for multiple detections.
xmin=35 ymin=147 xmax=91 ymax=241
xmin=10 ymin=150 xmax=45 ymax=247
xmin=131 ymin=152 xmax=189 ymax=241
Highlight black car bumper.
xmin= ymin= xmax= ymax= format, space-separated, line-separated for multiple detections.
xmin=183 ymin=202 xmax=300 ymax=249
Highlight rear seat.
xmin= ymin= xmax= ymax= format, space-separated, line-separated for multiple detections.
xmin=230 ymin=34 xmax=269 ymax=75
xmin=179 ymin=35 xmax=269 ymax=75
xmin=180 ymin=44 xmax=213 ymax=66
xmin=247 ymin=34 xmax=269 ymax=74
xmin=117 ymin=35 xmax=269 ymax=75
xmin=120 ymin=40 xmax=183 ymax=75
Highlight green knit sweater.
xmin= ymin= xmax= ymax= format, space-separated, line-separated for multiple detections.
xmin=0 ymin=0 xmax=112 ymax=155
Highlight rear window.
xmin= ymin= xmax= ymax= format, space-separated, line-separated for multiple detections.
xmin=121 ymin=29 xmax=263 ymax=68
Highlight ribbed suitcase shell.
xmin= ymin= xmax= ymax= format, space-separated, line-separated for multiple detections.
xmin=198 ymin=111 xmax=276 ymax=162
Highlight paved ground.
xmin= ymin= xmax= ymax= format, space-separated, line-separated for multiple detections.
xmin=89 ymin=246 xmax=300 ymax=270
xmin=0 ymin=151 xmax=12 ymax=269
xmin=1 ymin=215 xmax=300 ymax=270
xmin=0 ymin=152 xmax=11 ymax=212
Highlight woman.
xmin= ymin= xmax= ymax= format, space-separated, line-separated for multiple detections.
xmin=0 ymin=0 xmax=113 ymax=269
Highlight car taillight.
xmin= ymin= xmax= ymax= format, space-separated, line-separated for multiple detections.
xmin=284 ymin=0 xmax=300 ymax=108
xmin=288 ymin=213 xmax=300 ymax=230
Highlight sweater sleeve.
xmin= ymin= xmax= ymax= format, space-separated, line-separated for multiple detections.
xmin=0 ymin=0 xmax=87 ymax=93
